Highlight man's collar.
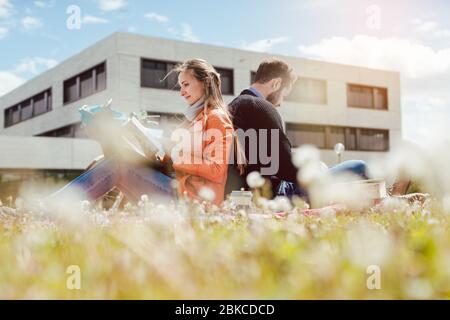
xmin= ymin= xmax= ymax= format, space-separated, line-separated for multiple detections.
xmin=248 ymin=86 xmax=264 ymax=99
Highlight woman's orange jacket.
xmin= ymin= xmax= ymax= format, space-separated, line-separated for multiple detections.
xmin=171 ymin=107 xmax=233 ymax=205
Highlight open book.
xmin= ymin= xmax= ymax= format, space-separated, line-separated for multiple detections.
xmin=79 ymin=99 xmax=165 ymax=161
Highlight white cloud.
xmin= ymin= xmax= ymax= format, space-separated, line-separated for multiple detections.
xmin=15 ymin=57 xmax=58 ymax=75
xmin=412 ymin=18 xmax=450 ymax=39
xmin=145 ymin=12 xmax=169 ymax=23
xmin=0 ymin=71 xmax=24 ymax=96
xmin=34 ymin=0 xmax=54 ymax=8
xmin=298 ymin=35 xmax=450 ymax=78
xmin=0 ymin=0 xmax=13 ymax=18
xmin=0 ymin=26 xmax=8 ymax=39
xmin=98 ymin=0 xmax=127 ymax=12
xmin=242 ymin=36 xmax=291 ymax=53
xmin=297 ymin=35 xmax=450 ymax=144
xmin=82 ymin=15 xmax=108 ymax=24
xmin=180 ymin=23 xmax=199 ymax=43
xmin=21 ymin=16 xmax=43 ymax=29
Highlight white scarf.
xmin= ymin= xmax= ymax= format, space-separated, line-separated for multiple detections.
xmin=184 ymin=97 xmax=205 ymax=121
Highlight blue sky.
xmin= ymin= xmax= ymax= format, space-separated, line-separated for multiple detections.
xmin=1 ymin=0 xmax=450 ymax=144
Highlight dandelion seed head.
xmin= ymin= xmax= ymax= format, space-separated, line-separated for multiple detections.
xmin=272 ymin=196 xmax=292 ymax=212
xmin=292 ymin=144 xmax=320 ymax=168
xmin=246 ymin=171 xmax=265 ymax=188
xmin=297 ymin=161 xmax=327 ymax=187
xmin=198 ymin=187 xmax=216 ymax=202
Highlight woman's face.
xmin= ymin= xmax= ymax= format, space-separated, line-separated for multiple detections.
xmin=179 ymin=70 xmax=205 ymax=106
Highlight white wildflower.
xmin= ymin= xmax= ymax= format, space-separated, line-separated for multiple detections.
xmin=292 ymin=144 xmax=320 ymax=168
xmin=80 ymin=200 xmax=91 ymax=212
xmin=246 ymin=171 xmax=265 ymax=188
xmin=272 ymin=196 xmax=292 ymax=212
xmin=297 ymin=161 xmax=326 ymax=186
xmin=198 ymin=187 xmax=216 ymax=202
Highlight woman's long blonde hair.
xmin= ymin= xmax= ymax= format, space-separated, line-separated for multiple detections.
xmin=170 ymin=58 xmax=246 ymax=174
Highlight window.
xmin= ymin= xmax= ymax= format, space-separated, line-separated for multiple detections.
xmin=216 ymin=67 xmax=234 ymax=95
xmin=80 ymin=69 xmax=94 ymax=98
xmin=286 ymin=77 xmax=327 ymax=104
xmin=4 ymin=106 xmax=18 ymax=127
xmin=20 ymin=99 xmax=33 ymax=121
xmin=63 ymin=62 xmax=107 ymax=104
xmin=326 ymin=127 xmax=345 ymax=148
xmin=3 ymin=88 xmax=52 ymax=128
xmin=357 ymin=129 xmax=389 ymax=151
xmin=141 ymin=59 xmax=179 ymax=90
xmin=33 ymin=92 xmax=47 ymax=116
xmin=286 ymin=124 xmax=326 ymax=149
xmin=12 ymin=105 xmax=20 ymax=124
xmin=286 ymin=123 xmax=389 ymax=152
xmin=96 ymin=63 xmax=106 ymax=91
xmin=64 ymin=77 xmax=78 ymax=103
xmin=141 ymin=58 xmax=234 ymax=94
xmin=345 ymin=128 xmax=357 ymax=150
xmin=347 ymin=84 xmax=388 ymax=110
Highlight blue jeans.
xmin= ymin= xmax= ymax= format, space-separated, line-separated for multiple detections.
xmin=277 ymin=160 xmax=371 ymax=199
xmin=46 ymin=156 xmax=175 ymax=203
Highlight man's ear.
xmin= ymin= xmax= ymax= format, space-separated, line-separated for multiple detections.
xmin=272 ymin=78 xmax=282 ymax=91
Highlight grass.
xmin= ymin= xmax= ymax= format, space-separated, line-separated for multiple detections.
xmin=0 ymin=196 xmax=449 ymax=299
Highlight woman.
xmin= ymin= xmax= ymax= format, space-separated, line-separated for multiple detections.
xmin=47 ymin=59 xmax=244 ymax=206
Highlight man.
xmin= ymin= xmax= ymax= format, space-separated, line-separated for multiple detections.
xmin=227 ymin=59 xmax=369 ymax=199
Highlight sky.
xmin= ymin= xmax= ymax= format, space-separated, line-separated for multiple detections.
xmin=0 ymin=0 xmax=449 ymax=145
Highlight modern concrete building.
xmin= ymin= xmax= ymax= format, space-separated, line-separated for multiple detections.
xmin=0 ymin=32 xmax=401 ymax=178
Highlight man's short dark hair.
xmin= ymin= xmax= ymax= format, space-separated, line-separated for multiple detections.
xmin=253 ymin=59 xmax=296 ymax=88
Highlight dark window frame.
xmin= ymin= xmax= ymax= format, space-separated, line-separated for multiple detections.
xmin=286 ymin=123 xmax=389 ymax=152
xmin=141 ymin=58 xmax=235 ymax=95
xmin=63 ymin=61 xmax=107 ymax=105
xmin=140 ymin=58 xmax=180 ymax=91
xmin=347 ymin=83 xmax=389 ymax=110
xmin=214 ymin=66 xmax=234 ymax=95
xmin=3 ymin=88 xmax=52 ymax=128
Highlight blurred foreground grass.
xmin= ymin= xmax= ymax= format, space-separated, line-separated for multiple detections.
xmin=1 ymin=197 xmax=450 ymax=299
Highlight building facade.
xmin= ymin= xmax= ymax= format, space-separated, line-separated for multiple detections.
xmin=0 ymin=32 xmax=401 ymax=174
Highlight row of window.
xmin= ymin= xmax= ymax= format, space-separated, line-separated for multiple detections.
xmin=3 ymin=62 xmax=106 ymax=128
xmin=141 ymin=58 xmax=234 ymax=95
xmin=64 ymin=62 xmax=106 ymax=104
xmin=286 ymin=123 xmax=389 ymax=152
xmin=141 ymin=61 xmax=388 ymax=109
xmin=4 ymin=89 xmax=52 ymax=128
xmin=250 ymin=71 xmax=388 ymax=109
